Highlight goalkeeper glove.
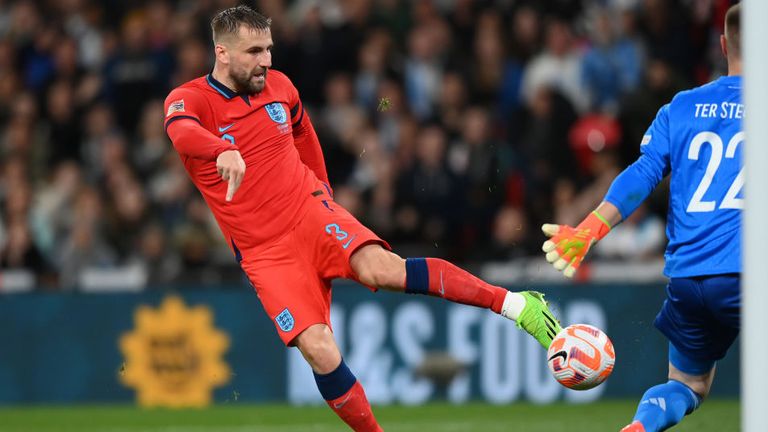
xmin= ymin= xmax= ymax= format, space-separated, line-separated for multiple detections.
xmin=541 ymin=211 xmax=612 ymax=278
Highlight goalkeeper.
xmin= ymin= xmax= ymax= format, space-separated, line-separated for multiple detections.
xmin=541 ymin=4 xmax=742 ymax=432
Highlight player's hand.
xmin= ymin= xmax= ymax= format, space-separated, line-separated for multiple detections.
xmin=216 ymin=150 xmax=246 ymax=202
xmin=541 ymin=211 xmax=612 ymax=278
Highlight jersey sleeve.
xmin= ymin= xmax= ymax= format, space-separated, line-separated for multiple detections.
xmin=285 ymin=77 xmax=330 ymax=185
xmin=604 ymin=104 xmax=672 ymax=219
xmin=164 ymin=87 xmax=237 ymax=161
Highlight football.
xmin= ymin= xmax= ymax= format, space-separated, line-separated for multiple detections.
xmin=547 ymin=324 xmax=615 ymax=390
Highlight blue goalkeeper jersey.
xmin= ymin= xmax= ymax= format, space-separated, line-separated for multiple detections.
xmin=605 ymin=75 xmax=743 ymax=277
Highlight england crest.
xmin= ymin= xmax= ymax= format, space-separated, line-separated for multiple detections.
xmin=275 ymin=308 xmax=294 ymax=332
xmin=265 ymin=102 xmax=287 ymax=124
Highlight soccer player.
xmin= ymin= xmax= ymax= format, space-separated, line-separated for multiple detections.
xmin=164 ymin=6 xmax=561 ymax=431
xmin=540 ymin=4 xmax=742 ymax=432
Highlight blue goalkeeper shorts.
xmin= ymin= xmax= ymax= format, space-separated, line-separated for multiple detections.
xmin=654 ymin=274 xmax=740 ymax=372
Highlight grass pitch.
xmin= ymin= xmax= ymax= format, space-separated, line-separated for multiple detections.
xmin=0 ymin=400 xmax=739 ymax=432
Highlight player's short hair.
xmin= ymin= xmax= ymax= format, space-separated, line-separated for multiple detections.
xmin=211 ymin=5 xmax=271 ymax=44
xmin=724 ymin=3 xmax=740 ymax=58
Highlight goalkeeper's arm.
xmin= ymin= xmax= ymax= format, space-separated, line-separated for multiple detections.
xmin=541 ymin=202 xmax=620 ymax=278
xmin=541 ymin=151 xmax=667 ymax=278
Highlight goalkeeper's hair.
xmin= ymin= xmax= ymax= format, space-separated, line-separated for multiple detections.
xmin=211 ymin=5 xmax=271 ymax=44
xmin=724 ymin=3 xmax=740 ymax=58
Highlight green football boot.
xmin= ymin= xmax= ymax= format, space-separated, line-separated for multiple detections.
xmin=516 ymin=291 xmax=563 ymax=349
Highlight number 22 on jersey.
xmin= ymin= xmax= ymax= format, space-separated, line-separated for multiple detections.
xmin=686 ymin=130 xmax=744 ymax=212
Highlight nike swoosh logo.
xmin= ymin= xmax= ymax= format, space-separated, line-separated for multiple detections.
xmin=548 ymin=350 xmax=567 ymax=363
xmin=341 ymin=234 xmax=357 ymax=249
xmin=218 ymin=123 xmax=235 ymax=132
xmin=439 ymin=270 xmax=445 ymax=296
xmin=333 ymin=394 xmax=352 ymax=409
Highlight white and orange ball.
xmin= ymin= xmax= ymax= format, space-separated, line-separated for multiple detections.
xmin=547 ymin=324 xmax=615 ymax=390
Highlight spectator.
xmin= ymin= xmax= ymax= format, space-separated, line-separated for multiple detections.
xmin=136 ymin=222 xmax=181 ymax=286
xmin=29 ymin=161 xmax=83 ymax=259
xmin=618 ymin=58 xmax=687 ymax=166
xmin=45 ymin=80 xmax=83 ymax=165
xmin=522 ymin=18 xmax=589 ymax=113
xmin=373 ymin=77 xmax=410 ymax=155
xmin=133 ymin=100 xmax=169 ymax=178
xmin=508 ymin=5 xmax=542 ymax=64
xmin=56 ymin=186 xmax=116 ymax=289
xmin=638 ymin=0 xmax=694 ymax=80
xmin=0 ymin=218 xmax=50 ymax=275
xmin=436 ymin=71 xmax=468 ymax=138
xmin=104 ymin=176 xmax=150 ymax=259
xmin=171 ymin=39 xmax=210 ymax=87
xmin=403 ymin=24 xmax=443 ymax=121
xmin=582 ymin=7 xmax=644 ymax=113
xmin=103 ymin=11 xmax=171 ymax=135
xmin=321 ymin=73 xmax=362 ymax=141
xmin=467 ymin=9 xmax=525 ymax=120
xmin=354 ymin=29 xmax=393 ymax=112
xmin=472 ymin=205 xmax=534 ymax=261
xmin=395 ymin=125 xmax=459 ymax=252
xmin=518 ymin=86 xmax=579 ymax=226
xmin=147 ymin=152 xmax=193 ymax=230
xmin=81 ymin=103 xmax=120 ymax=181
xmin=449 ymin=106 xmax=506 ymax=245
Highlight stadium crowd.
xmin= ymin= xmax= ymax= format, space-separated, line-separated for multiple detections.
xmin=0 ymin=0 xmax=735 ymax=289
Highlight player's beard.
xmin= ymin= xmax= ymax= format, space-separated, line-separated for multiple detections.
xmin=230 ymin=67 xmax=268 ymax=95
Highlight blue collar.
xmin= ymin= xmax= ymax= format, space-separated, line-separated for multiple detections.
xmin=206 ymin=73 xmax=238 ymax=99
xmin=206 ymin=73 xmax=252 ymax=105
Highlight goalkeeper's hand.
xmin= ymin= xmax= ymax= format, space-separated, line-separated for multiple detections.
xmin=541 ymin=211 xmax=612 ymax=278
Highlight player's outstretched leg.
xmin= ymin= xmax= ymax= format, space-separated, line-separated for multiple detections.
xmin=350 ymin=245 xmax=562 ymax=349
xmin=621 ymin=380 xmax=702 ymax=432
xmin=621 ymin=346 xmax=711 ymax=432
xmin=294 ymin=324 xmax=383 ymax=432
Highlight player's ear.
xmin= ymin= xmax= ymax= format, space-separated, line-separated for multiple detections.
xmin=214 ymin=44 xmax=230 ymax=65
xmin=720 ymin=34 xmax=728 ymax=59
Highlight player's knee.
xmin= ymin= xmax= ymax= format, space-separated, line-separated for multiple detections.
xmin=295 ymin=325 xmax=341 ymax=374
xmin=300 ymin=338 xmax=336 ymax=369
xmin=668 ymin=368 xmax=712 ymax=399
xmin=678 ymin=378 xmax=710 ymax=399
xmin=352 ymin=246 xmax=405 ymax=290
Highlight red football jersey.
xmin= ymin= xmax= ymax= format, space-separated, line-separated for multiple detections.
xmin=164 ymin=70 xmax=329 ymax=254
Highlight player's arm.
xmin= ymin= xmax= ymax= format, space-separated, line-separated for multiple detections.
xmin=164 ymin=89 xmax=245 ymax=201
xmin=542 ymin=105 xmax=672 ymax=278
xmin=287 ymin=83 xmax=331 ymax=187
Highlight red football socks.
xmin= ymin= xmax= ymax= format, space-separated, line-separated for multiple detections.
xmin=405 ymin=257 xmax=507 ymax=313
xmin=326 ymin=381 xmax=383 ymax=432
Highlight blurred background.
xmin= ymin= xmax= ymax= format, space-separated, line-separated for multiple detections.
xmin=1 ymin=0 xmax=738 ymax=290
xmin=0 ymin=0 xmax=741 ymax=425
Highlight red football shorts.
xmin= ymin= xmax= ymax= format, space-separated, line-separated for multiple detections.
xmin=239 ymin=183 xmax=390 ymax=346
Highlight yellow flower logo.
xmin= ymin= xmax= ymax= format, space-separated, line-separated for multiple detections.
xmin=119 ymin=296 xmax=230 ymax=407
